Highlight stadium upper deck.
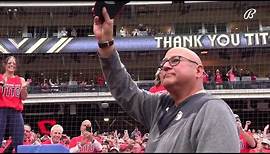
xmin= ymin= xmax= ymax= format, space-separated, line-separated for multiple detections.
xmin=0 ymin=1 xmax=269 ymax=103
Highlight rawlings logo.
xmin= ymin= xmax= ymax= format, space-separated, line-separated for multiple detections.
xmin=243 ymin=8 xmax=256 ymax=20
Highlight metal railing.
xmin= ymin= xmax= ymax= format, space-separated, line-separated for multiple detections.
xmin=28 ymin=80 xmax=270 ymax=94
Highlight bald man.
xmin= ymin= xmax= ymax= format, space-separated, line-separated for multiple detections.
xmin=93 ymin=7 xmax=240 ymax=152
xmin=69 ymin=120 xmax=102 ymax=153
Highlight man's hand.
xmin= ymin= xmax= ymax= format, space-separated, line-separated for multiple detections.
xmin=263 ymin=124 xmax=269 ymax=138
xmin=264 ymin=124 xmax=269 ymax=131
xmin=236 ymin=121 xmax=244 ymax=133
xmin=93 ymin=7 xmax=114 ymax=41
xmin=81 ymin=131 xmax=94 ymax=146
xmin=244 ymin=120 xmax=251 ymax=131
xmin=93 ymin=7 xmax=115 ymax=58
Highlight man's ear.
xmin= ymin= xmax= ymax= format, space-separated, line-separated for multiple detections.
xmin=196 ymin=65 xmax=204 ymax=78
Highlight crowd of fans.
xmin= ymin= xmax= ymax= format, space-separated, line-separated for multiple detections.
xmin=57 ymin=27 xmax=77 ymax=38
xmin=119 ymin=24 xmax=171 ymax=37
xmin=0 ymin=120 xmax=149 ymax=153
xmin=56 ymin=24 xmax=168 ymax=39
xmin=33 ymin=67 xmax=270 ymax=94
xmin=203 ymin=66 xmax=270 ymax=89
xmin=37 ymin=73 xmax=106 ymax=93
xmin=0 ymin=117 xmax=269 ymax=153
xmin=235 ymin=114 xmax=270 ymax=153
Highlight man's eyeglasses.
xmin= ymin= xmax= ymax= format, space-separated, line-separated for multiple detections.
xmin=159 ymin=56 xmax=199 ymax=70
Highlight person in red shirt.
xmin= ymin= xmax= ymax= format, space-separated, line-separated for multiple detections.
xmin=149 ymin=68 xmax=167 ymax=94
xmin=234 ymin=114 xmax=257 ymax=153
xmin=23 ymin=124 xmax=32 ymax=144
xmin=69 ymin=120 xmax=102 ymax=153
xmin=260 ymin=138 xmax=270 ymax=153
xmin=250 ymin=138 xmax=270 ymax=153
xmin=22 ymin=124 xmax=41 ymax=145
xmin=226 ymin=67 xmax=237 ymax=82
xmin=215 ymin=69 xmax=223 ymax=89
xmin=250 ymin=71 xmax=257 ymax=81
xmin=61 ymin=134 xmax=71 ymax=148
xmin=226 ymin=67 xmax=237 ymax=89
xmin=203 ymin=71 xmax=209 ymax=84
xmin=42 ymin=124 xmax=64 ymax=145
xmin=0 ymin=56 xmax=31 ymax=152
xmin=131 ymin=127 xmax=141 ymax=139
xmin=96 ymin=74 xmax=105 ymax=87
xmin=202 ymin=71 xmax=210 ymax=89
xmin=132 ymin=142 xmax=143 ymax=153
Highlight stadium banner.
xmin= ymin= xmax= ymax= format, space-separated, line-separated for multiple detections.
xmin=0 ymin=32 xmax=269 ymax=54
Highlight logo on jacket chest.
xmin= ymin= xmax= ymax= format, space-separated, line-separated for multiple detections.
xmin=175 ymin=111 xmax=183 ymax=121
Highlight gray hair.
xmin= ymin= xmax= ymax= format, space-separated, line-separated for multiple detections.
xmin=51 ymin=124 xmax=64 ymax=133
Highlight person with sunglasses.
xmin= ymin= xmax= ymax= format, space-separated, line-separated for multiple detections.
xmin=93 ymin=7 xmax=239 ymax=152
xmin=0 ymin=56 xmax=31 ymax=152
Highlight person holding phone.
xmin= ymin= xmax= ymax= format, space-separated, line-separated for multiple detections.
xmin=234 ymin=114 xmax=257 ymax=153
xmin=93 ymin=7 xmax=239 ymax=152
xmin=0 ymin=56 xmax=31 ymax=152
xmin=69 ymin=120 xmax=102 ymax=153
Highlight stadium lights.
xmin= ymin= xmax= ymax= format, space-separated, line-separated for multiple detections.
xmin=104 ymin=117 xmax=110 ymax=122
xmin=0 ymin=1 xmax=172 ymax=7
xmin=200 ymin=50 xmax=208 ymax=54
